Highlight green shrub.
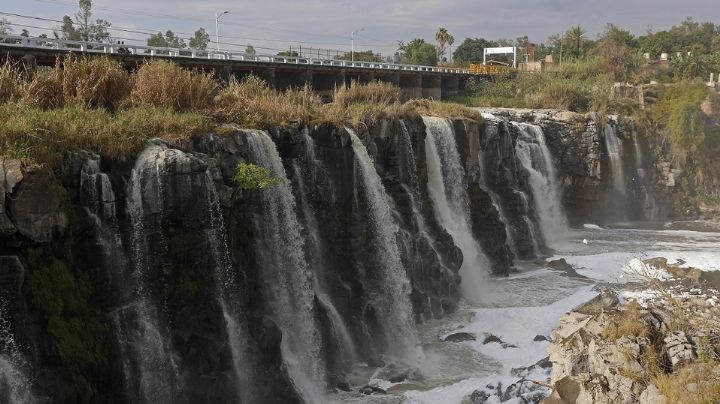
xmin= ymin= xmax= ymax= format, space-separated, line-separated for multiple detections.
xmin=233 ymin=162 xmax=282 ymax=189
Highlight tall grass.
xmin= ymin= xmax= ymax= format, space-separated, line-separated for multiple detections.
xmin=129 ymin=60 xmax=217 ymax=111
xmin=0 ymin=103 xmax=212 ymax=166
xmin=214 ymin=75 xmax=319 ymax=127
xmin=1 ymin=58 xmax=484 ymax=167
xmin=0 ymin=61 xmax=23 ymax=103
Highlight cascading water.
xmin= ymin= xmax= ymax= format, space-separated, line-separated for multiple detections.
xmin=121 ymin=146 xmax=183 ymax=404
xmin=203 ymin=171 xmax=254 ymax=403
xmin=477 ymin=148 xmax=517 ymax=256
xmin=513 ymin=123 xmax=568 ymax=248
xmin=422 ymin=117 xmax=490 ymax=303
xmin=603 ymin=121 xmax=629 ymax=222
xmin=78 ymin=151 xmax=181 ymax=404
xmin=0 ymin=300 xmax=37 ymax=404
xmin=245 ymin=130 xmax=326 ymax=403
xmin=292 ymin=131 xmax=359 ymax=365
xmin=346 ymin=128 xmax=417 ymax=360
xmin=604 ymin=122 xmax=626 ymax=196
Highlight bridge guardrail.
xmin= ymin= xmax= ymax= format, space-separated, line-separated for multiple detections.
xmin=0 ymin=35 xmax=470 ymax=75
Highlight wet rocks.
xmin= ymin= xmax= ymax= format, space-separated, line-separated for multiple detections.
xmin=7 ymin=169 xmax=67 ymax=243
xmin=547 ymin=258 xmax=587 ymax=279
xmin=483 ymin=334 xmax=504 ymax=344
xmin=359 ymin=385 xmax=386 ymax=395
xmin=444 ymin=332 xmax=477 ymax=342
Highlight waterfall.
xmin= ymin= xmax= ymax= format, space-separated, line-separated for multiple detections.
xmin=203 ymin=172 xmax=254 ymax=402
xmin=422 ymin=117 xmax=490 ymax=303
xmin=0 ymin=301 xmax=37 ymax=404
xmin=513 ymin=123 xmax=568 ymax=248
xmin=631 ymin=129 xmax=644 ymax=177
xmin=478 ymin=149 xmax=517 ymax=256
xmin=245 ymin=131 xmax=326 ymax=404
xmin=78 ymin=151 xmax=181 ymax=404
xmin=604 ymin=122 xmax=626 ymax=196
xmin=292 ymin=131 xmax=359 ymax=365
xmin=346 ymin=128 xmax=417 ymax=360
xmin=121 ymin=146 xmax=182 ymax=404
xmin=514 ymin=190 xmax=542 ymax=257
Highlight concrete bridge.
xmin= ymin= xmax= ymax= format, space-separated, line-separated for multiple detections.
xmin=0 ymin=35 xmax=473 ymax=100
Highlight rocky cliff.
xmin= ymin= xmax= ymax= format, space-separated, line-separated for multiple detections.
xmin=0 ymin=109 xmax=689 ymax=403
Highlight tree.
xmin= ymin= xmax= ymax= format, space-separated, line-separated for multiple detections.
xmin=564 ymin=25 xmax=587 ymax=58
xmin=245 ymin=44 xmax=256 ymax=56
xmin=147 ymin=30 xmax=186 ymax=48
xmin=74 ymin=0 xmax=111 ymax=42
xmin=334 ymin=50 xmax=380 ymax=62
xmin=189 ymin=28 xmax=210 ymax=50
xmin=398 ymin=38 xmax=437 ymax=66
xmin=58 ymin=15 xmax=80 ymax=40
xmin=435 ymin=27 xmax=455 ymax=62
xmin=0 ymin=18 xmax=12 ymax=35
xmin=58 ymin=1 xmax=111 ymax=42
xmin=277 ymin=50 xmax=298 ymax=57
xmin=452 ymin=37 xmax=495 ymax=64
xmin=21 ymin=29 xmax=30 ymax=37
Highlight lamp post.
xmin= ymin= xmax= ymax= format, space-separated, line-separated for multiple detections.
xmin=215 ymin=11 xmax=229 ymax=52
xmin=351 ymin=28 xmax=364 ymax=62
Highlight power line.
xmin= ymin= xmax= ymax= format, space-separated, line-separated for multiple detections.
xmin=0 ymin=20 xmax=366 ymax=56
xmin=1 ymin=11 xmax=397 ymax=50
xmin=28 ymin=0 xmax=370 ymax=43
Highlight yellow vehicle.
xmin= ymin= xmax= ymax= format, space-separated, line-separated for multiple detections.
xmin=469 ymin=64 xmax=516 ymax=75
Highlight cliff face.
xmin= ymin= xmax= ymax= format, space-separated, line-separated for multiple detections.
xmin=0 ymin=110 xmax=689 ymax=403
xmin=479 ymin=108 xmax=677 ymax=226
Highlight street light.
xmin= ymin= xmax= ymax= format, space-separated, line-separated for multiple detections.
xmin=351 ymin=28 xmax=364 ymax=62
xmin=215 ymin=11 xmax=229 ymax=52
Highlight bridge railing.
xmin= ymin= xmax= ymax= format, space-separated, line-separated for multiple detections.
xmin=0 ymin=35 xmax=469 ymax=74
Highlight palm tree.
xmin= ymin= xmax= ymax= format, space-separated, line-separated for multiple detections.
xmin=564 ymin=25 xmax=587 ymax=57
xmin=435 ymin=27 xmax=455 ymax=62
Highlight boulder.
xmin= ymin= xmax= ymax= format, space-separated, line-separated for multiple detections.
xmin=663 ymin=331 xmax=696 ymax=369
xmin=444 ymin=332 xmax=477 ymax=342
xmin=639 ymin=384 xmax=666 ymax=404
xmin=7 ymin=170 xmax=67 ymax=242
xmin=483 ymin=334 xmax=504 ymax=344
xmin=359 ymin=385 xmax=386 ymax=395
xmin=547 ymin=258 xmax=587 ymax=279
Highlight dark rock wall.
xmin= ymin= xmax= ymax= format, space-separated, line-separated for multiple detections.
xmin=0 ymin=110 xmax=674 ymax=403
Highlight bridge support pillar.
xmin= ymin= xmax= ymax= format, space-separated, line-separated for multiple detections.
xmin=313 ymin=70 xmax=345 ymax=101
xmin=219 ymin=65 xmax=233 ymax=85
xmin=399 ymin=74 xmax=422 ymax=100
xmin=422 ymin=74 xmax=442 ymax=100
xmin=441 ymin=76 xmax=460 ymax=100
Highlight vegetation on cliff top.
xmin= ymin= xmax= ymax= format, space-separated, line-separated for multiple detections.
xmin=0 ymin=56 xmax=480 ymax=167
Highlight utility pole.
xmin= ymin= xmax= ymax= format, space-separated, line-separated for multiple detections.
xmin=215 ymin=11 xmax=229 ymax=52
xmin=351 ymin=28 xmax=364 ymax=62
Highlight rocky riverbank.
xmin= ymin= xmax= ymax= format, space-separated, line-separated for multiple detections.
xmin=542 ymin=262 xmax=720 ymax=404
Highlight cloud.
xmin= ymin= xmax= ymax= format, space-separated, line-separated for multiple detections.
xmin=7 ymin=0 xmax=720 ymax=54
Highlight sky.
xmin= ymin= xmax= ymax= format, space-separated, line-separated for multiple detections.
xmin=2 ymin=0 xmax=719 ymax=57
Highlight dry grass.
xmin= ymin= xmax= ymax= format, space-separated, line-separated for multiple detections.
xmin=653 ymin=363 xmax=720 ymax=404
xmin=601 ymin=301 xmax=651 ymax=341
xmin=0 ymin=103 xmax=212 ymax=166
xmin=402 ymin=99 xmax=483 ymax=122
xmin=0 ymin=61 xmax=23 ymax=103
xmin=333 ymin=80 xmax=400 ymax=107
xmin=129 ymin=60 xmax=217 ymax=111
xmin=214 ymin=75 xmax=319 ymax=127
xmin=1 ymin=59 xmax=485 ymax=166
xmin=59 ymin=55 xmax=130 ymax=108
